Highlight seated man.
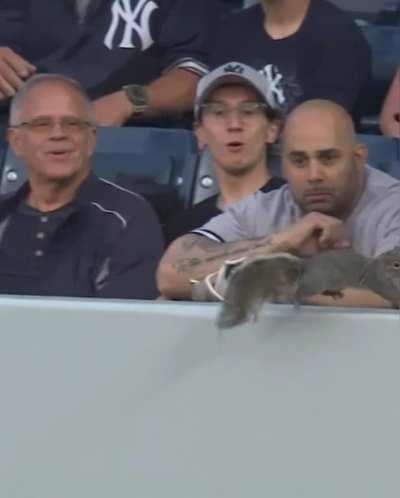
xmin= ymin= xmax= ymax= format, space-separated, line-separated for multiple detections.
xmin=212 ymin=0 xmax=371 ymax=119
xmin=165 ymin=62 xmax=286 ymax=244
xmin=157 ymin=99 xmax=400 ymax=306
xmin=380 ymin=67 xmax=400 ymax=138
xmin=0 ymin=0 xmax=219 ymax=125
xmin=1 ymin=74 xmax=163 ymax=298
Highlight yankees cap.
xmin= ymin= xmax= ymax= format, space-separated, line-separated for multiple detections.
xmin=194 ymin=62 xmax=278 ymax=120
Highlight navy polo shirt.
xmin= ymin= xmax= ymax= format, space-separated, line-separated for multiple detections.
xmin=0 ymin=174 xmax=164 ymax=299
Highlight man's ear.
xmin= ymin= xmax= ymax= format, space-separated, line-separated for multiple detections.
xmin=6 ymin=127 xmax=24 ymax=159
xmin=87 ymin=126 xmax=97 ymax=157
xmin=353 ymin=142 xmax=368 ymax=170
xmin=265 ymin=118 xmax=281 ymax=144
xmin=194 ymin=121 xmax=207 ymax=151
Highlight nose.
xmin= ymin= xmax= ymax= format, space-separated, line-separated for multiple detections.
xmin=307 ymin=158 xmax=324 ymax=183
xmin=48 ymin=121 xmax=67 ymax=139
xmin=226 ymin=109 xmax=244 ymax=130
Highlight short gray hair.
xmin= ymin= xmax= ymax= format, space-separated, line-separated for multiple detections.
xmin=9 ymin=73 xmax=95 ymax=126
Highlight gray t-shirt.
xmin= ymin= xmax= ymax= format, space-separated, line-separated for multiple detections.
xmin=193 ymin=166 xmax=400 ymax=257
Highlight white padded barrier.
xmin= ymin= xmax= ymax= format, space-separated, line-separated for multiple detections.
xmin=1 ymin=296 xmax=399 ymax=497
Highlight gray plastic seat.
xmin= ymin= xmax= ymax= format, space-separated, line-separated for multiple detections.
xmin=0 ymin=126 xmax=198 ymax=208
xmin=358 ymin=133 xmax=400 ymax=178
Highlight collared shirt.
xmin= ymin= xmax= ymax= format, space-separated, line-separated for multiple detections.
xmin=0 ymin=174 xmax=164 ymax=299
xmin=193 ymin=166 xmax=400 ymax=258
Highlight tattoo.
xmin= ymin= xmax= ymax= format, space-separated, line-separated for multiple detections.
xmin=181 ymin=237 xmax=199 ymax=251
xmin=181 ymin=235 xmax=221 ymax=253
xmin=173 ymin=234 xmax=277 ymax=274
xmin=173 ymin=257 xmax=202 ymax=273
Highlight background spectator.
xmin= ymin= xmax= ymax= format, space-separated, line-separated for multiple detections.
xmin=157 ymin=100 xmax=400 ymax=302
xmin=1 ymin=74 xmax=163 ymax=298
xmin=165 ymin=63 xmax=286 ymax=244
xmin=379 ymin=67 xmax=400 ymax=138
xmin=212 ymin=0 xmax=371 ymax=120
xmin=0 ymin=0 xmax=219 ymax=125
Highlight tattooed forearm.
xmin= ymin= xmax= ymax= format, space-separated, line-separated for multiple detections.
xmin=172 ymin=234 xmax=284 ymax=275
xmin=157 ymin=233 xmax=290 ymax=298
xmin=173 ymin=257 xmax=203 ymax=273
xmin=181 ymin=235 xmax=224 ymax=253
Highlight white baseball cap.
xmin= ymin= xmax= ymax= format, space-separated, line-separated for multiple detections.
xmin=194 ymin=62 xmax=278 ymax=119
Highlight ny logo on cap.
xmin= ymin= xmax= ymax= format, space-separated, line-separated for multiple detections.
xmin=223 ymin=64 xmax=244 ymax=74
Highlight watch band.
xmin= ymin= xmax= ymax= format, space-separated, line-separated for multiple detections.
xmin=122 ymin=84 xmax=149 ymax=116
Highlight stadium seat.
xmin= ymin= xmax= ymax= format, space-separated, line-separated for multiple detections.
xmin=191 ymin=147 xmax=218 ymax=205
xmin=190 ymin=143 xmax=283 ymax=206
xmin=0 ymin=127 xmax=199 ymax=216
xmin=358 ymin=133 xmax=400 ymax=178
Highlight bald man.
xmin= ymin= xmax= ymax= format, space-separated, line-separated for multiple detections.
xmin=157 ymin=99 xmax=400 ymax=303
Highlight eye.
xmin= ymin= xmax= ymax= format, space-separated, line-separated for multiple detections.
xmin=63 ymin=117 xmax=84 ymax=130
xmin=318 ymin=150 xmax=341 ymax=165
xmin=31 ymin=118 xmax=51 ymax=130
xmin=209 ymin=106 xmax=222 ymax=115
xmin=392 ymin=261 xmax=400 ymax=270
xmin=289 ymin=155 xmax=307 ymax=168
xmin=203 ymin=103 xmax=226 ymax=117
xmin=242 ymin=108 xmax=256 ymax=117
xmin=240 ymin=103 xmax=259 ymax=116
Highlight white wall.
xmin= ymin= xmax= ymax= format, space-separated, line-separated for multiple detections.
xmin=1 ymin=296 xmax=399 ymax=497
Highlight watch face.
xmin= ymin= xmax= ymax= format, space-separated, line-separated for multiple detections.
xmin=124 ymin=85 xmax=149 ymax=112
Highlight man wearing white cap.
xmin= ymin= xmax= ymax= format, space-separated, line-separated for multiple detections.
xmin=165 ymin=62 xmax=286 ymax=244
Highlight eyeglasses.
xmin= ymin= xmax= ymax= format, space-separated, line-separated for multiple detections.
xmin=200 ymin=101 xmax=272 ymax=121
xmin=12 ymin=117 xmax=94 ymax=134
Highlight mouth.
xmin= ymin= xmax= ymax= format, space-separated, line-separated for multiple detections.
xmin=46 ymin=149 xmax=73 ymax=159
xmin=304 ymin=191 xmax=333 ymax=201
xmin=226 ymin=141 xmax=244 ymax=153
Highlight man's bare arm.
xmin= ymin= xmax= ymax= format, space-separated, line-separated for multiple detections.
xmin=157 ymin=212 xmax=350 ymax=300
xmin=0 ymin=47 xmax=36 ymax=100
xmin=157 ymin=233 xmax=290 ymax=300
xmin=94 ymin=68 xmax=199 ymax=126
xmin=302 ymin=289 xmax=393 ymax=309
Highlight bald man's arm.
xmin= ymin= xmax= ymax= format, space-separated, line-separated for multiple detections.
xmin=302 ymin=288 xmax=392 ymax=309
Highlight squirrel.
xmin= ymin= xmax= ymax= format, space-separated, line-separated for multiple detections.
xmin=217 ymin=253 xmax=303 ymax=329
xmin=297 ymin=249 xmax=369 ymax=300
xmin=297 ymin=248 xmax=400 ymax=306
xmin=359 ymin=247 xmax=400 ymax=306
xmin=217 ymin=248 xmax=400 ymax=329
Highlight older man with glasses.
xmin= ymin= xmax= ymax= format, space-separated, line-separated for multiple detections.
xmin=0 ymin=73 xmax=163 ymax=298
